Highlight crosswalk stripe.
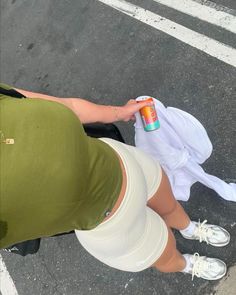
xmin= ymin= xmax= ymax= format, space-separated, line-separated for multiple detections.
xmin=98 ymin=0 xmax=236 ymax=67
xmin=0 ymin=254 xmax=18 ymax=295
xmin=193 ymin=0 xmax=236 ymax=16
xmin=153 ymin=0 xmax=236 ymax=34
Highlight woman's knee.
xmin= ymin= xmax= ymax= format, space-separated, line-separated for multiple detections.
xmin=148 ymin=188 xmax=178 ymax=217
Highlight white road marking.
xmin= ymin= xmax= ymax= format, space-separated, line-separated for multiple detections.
xmin=98 ymin=0 xmax=236 ymax=67
xmin=153 ymin=0 xmax=236 ymax=34
xmin=193 ymin=0 xmax=236 ymax=15
xmin=0 ymin=254 xmax=18 ymax=295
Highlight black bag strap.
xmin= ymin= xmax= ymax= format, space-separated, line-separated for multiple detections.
xmin=84 ymin=123 xmax=125 ymax=143
xmin=3 ymin=239 xmax=41 ymax=256
xmin=0 ymin=86 xmax=26 ymax=99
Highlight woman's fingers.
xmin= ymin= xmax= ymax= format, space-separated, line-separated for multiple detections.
xmin=120 ymin=98 xmax=154 ymax=122
xmin=128 ymin=100 xmax=153 ymax=113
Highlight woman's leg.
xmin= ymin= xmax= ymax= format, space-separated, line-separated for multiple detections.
xmin=147 ymin=169 xmax=190 ymax=230
xmin=147 ymin=169 xmax=189 ymax=272
xmin=151 ymin=228 xmax=186 ymax=272
xmin=146 ymin=169 xmax=228 ymax=277
xmin=123 ymin=147 xmax=228 ymax=277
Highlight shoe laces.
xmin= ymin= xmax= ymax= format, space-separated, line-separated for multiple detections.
xmin=191 ymin=253 xmax=209 ymax=280
xmin=194 ymin=220 xmax=213 ymax=244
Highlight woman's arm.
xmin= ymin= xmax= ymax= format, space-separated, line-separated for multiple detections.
xmin=14 ymin=88 xmax=152 ymax=124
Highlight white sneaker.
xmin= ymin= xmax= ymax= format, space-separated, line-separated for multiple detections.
xmin=181 ymin=220 xmax=230 ymax=247
xmin=183 ymin=253 xmax=227 ymax=280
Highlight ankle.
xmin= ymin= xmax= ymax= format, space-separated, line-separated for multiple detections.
xmin=180 ymin=221 xmax=196 ymax=237
xmin=181 ymin=254 xmax=193 ymax=273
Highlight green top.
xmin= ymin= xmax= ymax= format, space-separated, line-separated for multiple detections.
xmin=0 ymin=84 xmax=122 ymax=249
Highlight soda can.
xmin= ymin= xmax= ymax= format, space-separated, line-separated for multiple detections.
xmin=138 ymin=97 xmax=160 ymax=131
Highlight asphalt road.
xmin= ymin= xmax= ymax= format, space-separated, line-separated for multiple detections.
xmin=0 ymin=0 xmax=236 ymax=295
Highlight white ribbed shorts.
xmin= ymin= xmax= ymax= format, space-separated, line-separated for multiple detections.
xmin=75 ymin=138 xmax=168 ymax=272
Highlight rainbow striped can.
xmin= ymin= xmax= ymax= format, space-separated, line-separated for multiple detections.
xmin=138 ymin=97 xmax=160 ymax=131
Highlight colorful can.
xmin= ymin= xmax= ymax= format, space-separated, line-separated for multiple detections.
xmin=138 ymin=97 xmax=160 ymax=131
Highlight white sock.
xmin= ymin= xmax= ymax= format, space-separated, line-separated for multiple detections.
xmin=182 ymin=254 xmax=193 ymax=273
xmin=180 ymin=221 xmax=196 ymax=237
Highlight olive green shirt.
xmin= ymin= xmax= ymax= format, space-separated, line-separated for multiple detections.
xmin=0 ymin=84 xmax=122 ymax=249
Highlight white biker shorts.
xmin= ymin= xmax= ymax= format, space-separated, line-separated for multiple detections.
xmin=75 ymin=138 xmax=168 ymax=272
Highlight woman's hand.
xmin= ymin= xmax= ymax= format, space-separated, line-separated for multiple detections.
xmin=117 ymin=99 xmax=153 ymax=122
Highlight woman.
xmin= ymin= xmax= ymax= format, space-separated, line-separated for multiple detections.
xmin=0 ymin=84 xmax=230 ymax=280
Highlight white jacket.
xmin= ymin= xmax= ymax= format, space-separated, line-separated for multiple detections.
xmin=134 ymin=96 xmax=236 ymax=202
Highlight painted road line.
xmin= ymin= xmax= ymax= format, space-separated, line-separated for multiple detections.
xmin=193 ymin=0 xmax=236 ymax=16
xmin=0 ymin=254 xmax=18 ymax=295
xmin=153 ymin=0 xmax=236 ymax=34
xmin=98 ymin=0 xmax=236 ymax=67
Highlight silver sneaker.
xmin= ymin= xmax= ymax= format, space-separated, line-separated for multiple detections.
xmin=183 ymin=253 xmax=227 ymax=280
xmin=181 ymin=220 xmax=230 ymax=247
